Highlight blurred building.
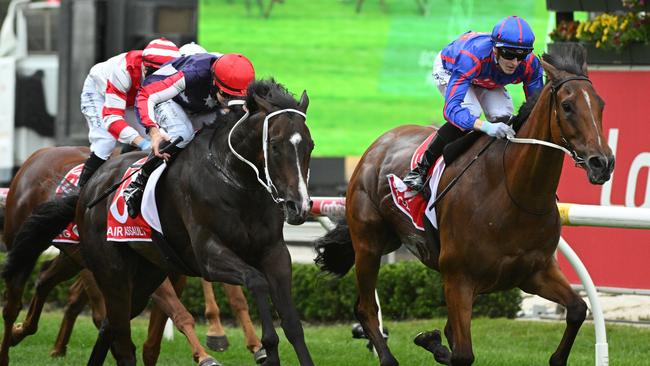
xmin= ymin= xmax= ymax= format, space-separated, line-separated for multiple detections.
xmin=0 ymin=0 xmax=198 ymax=185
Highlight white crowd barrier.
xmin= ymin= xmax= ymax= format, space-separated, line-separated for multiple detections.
xmin=310 ymin=198 xmax=650 ymax=366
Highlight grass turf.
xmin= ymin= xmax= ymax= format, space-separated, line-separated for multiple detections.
xmin=198 ymin=0 xmax=550 ymax=156
xmin=3 ymin=311 xmax=650 ymax=365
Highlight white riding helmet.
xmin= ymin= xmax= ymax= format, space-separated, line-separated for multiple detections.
xmin=179 ymin=42 xmax=207 ymax=56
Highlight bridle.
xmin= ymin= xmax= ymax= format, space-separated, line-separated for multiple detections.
xmin=506 ymin=75 xmax=592 ymax=166
xmin=207 ymin=100 xmax=307 ymax=203
xmin=503 ymin=75 xmax=593 ymax=215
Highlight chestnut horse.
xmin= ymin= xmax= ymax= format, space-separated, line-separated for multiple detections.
xmin=0 ymin=148 xmax=261 ymax=364
xmin=3 ymin=79 xmax=314 ymax=365
xmin=315 ymin=44 xmax=614 ymax=366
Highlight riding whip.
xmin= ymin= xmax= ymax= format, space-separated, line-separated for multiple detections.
xmin=86 ymin=136 xmax=183 ymax=208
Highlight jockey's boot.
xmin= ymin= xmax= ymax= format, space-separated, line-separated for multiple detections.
xmin=78 ymin=153 xmax=106 ymax=188
xmin=124 ymin=144 xmax=182 ymax=218
xmin=402 ymin=134 xmax=446 ymax=192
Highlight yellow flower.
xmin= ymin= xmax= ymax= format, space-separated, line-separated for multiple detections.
xmin=621 ymin=19 xmax=629 ymax=30
xmin=596 ymin=40 xmax=602 ymax=48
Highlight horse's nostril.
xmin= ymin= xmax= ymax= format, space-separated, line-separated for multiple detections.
xmin=287 ymin=201 xmax=298 ymax=213
xmin=587 ymin=155 xmax=607 ymax=170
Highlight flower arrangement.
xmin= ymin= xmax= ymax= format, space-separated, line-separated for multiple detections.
xmin=549 ymin=20 xmax=580 ymax=42
xmin=549 ymin=13 xmax=650 ymax=51
xmin=576 ymin=12 xmax=650 ymax=50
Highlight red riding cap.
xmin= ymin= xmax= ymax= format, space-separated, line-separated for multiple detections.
xmin=211 ymin=53 xmax=255 ymax=97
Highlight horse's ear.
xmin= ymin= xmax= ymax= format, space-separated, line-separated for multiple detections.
xmin=541 ymin=59 xmax=560 ymax=82
xmin=253 ymin=94 xmax=273 ymax=113
xmin=298 ymin=90 xmax=309 ymax=114
xmin=581 ymin=61 xmax=589 ymax=77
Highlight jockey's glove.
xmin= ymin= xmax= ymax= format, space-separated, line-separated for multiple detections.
xmin=137 ymin=138 xmax=152 ymax=151
xmin=477 ymin=120 xmax=515 ymax=139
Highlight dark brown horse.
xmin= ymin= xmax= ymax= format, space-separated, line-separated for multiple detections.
xmin=0 ymin=146 xmax=221 ymax=366
xmin=315 ymin=45 xmax=614 ymax=366
xmin=4 ymin=79 xmax=315 ymax=365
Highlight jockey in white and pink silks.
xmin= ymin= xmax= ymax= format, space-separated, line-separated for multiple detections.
xmin=402 ymin=16 xmax=545 ymax=192
xmin=77 ymin=38 xmax=181 ymax=187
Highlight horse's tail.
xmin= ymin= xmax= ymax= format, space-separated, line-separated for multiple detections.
xmin=314 ymin=220 xmax=355 ymax=277
xmin=1 ymin=194 xmax=79 ymax=285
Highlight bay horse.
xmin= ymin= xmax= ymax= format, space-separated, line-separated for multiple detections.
xmin=315 ymin=44 xmax=614 ymax=366
xmin=4 ymin=79 xmax=314 ymax=365
xmin=0 ymin=147 xmax=258 ymax=364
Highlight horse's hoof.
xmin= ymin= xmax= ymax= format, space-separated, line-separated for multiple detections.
xmin=254 ymin=347 xmax=267 ymax=364
xmin=50 ymin=347 xmax=66 ymax=358
xmin=198 ymin=356 xmax=223 ymax=366
xmin=414 ymin=330 xmax=451 ymax=365
xmin=206 ymin=335 xmax=229 ymax=352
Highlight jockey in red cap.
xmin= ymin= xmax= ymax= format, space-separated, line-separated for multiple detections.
xmin=122 ymin=51 xmax=255 ymax=218
xmin=78 ymin=38 xmax=180 ymax=187
xmin=403 ymin=16 xmax=544 ymax=193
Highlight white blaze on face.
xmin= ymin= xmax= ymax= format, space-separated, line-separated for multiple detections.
xmin=582 ymin=89 xmax=602 ymax=145
xmin=290 ymin=132 xmax=310 ymax=212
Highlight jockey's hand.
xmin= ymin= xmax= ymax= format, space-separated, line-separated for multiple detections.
xmin=148 ymin=127 xmax=172 ymax=161
xmin=475 ymin=120 xmax=515 ymax=139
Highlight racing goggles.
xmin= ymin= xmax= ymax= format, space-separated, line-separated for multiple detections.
xmin=498 ymin=47 xmax=530 ymax=61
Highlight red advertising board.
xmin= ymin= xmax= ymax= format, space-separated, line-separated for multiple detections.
xmin=557 ymin=69 xmax=650 ymax=291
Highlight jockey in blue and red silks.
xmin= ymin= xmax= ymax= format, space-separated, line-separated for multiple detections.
xmin=122 ymin=50 xmax=256 ymax=218
xmin=403 ymin=15 xmax=545 ymax=192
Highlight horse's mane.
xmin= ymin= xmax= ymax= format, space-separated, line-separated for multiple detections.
xmin=510 ymin=43 xmax=587 ymax=131
xmin=245 ymin=78 xmax=300 ymax=113
xmin=201 ymin=78 xmax=300 ymax=136
xmin=541 ymin=43 xmax=588 ymax=77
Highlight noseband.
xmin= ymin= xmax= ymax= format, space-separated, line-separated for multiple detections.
xmin=507 ymin=75 xmax=592 ymax=166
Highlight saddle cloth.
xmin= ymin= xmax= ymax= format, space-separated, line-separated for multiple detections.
xmin=52 ymin=164 xmax=84 ymax=244
xmin=387 ymin=132 xmax=446 ymax=231
xmin=106 ymin=157 xmax=165 ymax=242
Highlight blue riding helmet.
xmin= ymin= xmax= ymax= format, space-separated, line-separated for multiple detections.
xmin=491 ymin=16 xmax=535 ymax=50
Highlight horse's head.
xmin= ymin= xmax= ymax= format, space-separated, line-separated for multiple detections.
xmin=540 ymin=46 xmax=615 ymax=184
xmin=249 ymin=81 xmax=314 ymax=225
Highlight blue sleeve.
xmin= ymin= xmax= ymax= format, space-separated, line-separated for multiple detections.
xmin=523 ymin=54 xmax=544 ymax=99
xmin=443 ymin=52 xmax=481 ymax=130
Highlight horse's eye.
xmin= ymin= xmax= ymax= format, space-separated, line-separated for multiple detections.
xmin=561 ymin=101 xmax=572 ymax=114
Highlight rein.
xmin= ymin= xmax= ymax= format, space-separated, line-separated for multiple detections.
xmin=207 ymin=100 xmax=307 ymax=203
xmin=502 ymin=75 xmax=592 ymax=215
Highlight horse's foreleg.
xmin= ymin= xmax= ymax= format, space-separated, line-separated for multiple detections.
xmin=201 ymin=279 xmax=229 ymax=352
xmin=13 ymin=254 xmax=81 ymax=346
xmin=262 ymin=244 xmax=313 ymax=366
xmin=521 ymin=263 xmax=587 ymax=366
xmin=148 ymin=276 xmax=218 ymax=366
xmin=222 ymin=283 xmax=262 ymax=353
xmin=442 ymin=275 xmax=475 ymax=366
xmin=51 ymin=276 xmax=89 ymax=357
xmin=143 ymin=274 xmax=187 ymax=366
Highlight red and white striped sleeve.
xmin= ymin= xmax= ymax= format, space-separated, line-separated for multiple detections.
xmin=136 ymin=69 xmax=186 ymax=129
xmin=102 ymin=57 xmax=139 ymax=144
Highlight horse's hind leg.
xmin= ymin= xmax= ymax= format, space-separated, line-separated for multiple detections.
xmin=50 ymin=275 xmax=89 ymax=357
xmin=13 ymin=253 xmax=82 ymax=345
xmin=521 ymin=262 xmax=587 ymax=366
